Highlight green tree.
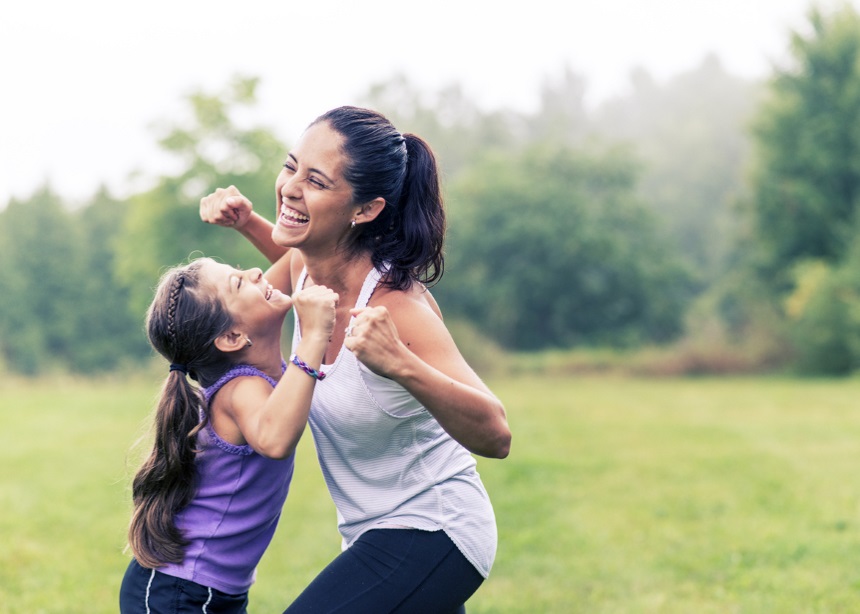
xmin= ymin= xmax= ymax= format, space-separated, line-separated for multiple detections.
xmin=722 ymin=4 xmax=860 ymax=374
xmin=365 ymin=62 xmax=756 ymax=290
xmin=784 ymin=244 xmax=860 ymax=375
xmin=595 ymin=55 xmax=759 ymax=281
xmin=115 ymin=75 xmax=286 ymax=315
xmin=438 ymin=144 xmax=694 ymax=350
xmin=73 ymin=188 xmax=149 ymax=370
xmin=0 ymin=186 xmax=85 ymax=374
xmin=747 ymin=4 xmax=860 ymax=282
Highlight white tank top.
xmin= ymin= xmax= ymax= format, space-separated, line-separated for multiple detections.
xmin=292 ymin=266 xmax=497 ymax=577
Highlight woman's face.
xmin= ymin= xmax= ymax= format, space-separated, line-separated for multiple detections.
xmin=199 ymin=259 xmax=292 ymax=330
xmin=272 ymin=122 xmax=356 ymax=251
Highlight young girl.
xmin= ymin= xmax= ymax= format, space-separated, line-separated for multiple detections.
xmin=119 ymin=256 xmax=337 ymax=613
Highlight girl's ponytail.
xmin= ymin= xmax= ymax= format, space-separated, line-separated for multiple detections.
xmin=128 ymin=372 xmax=203 ymax=567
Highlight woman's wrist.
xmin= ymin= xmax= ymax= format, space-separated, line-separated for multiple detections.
xmin=236 ymin=213 xmax=288 ymax=263
xmin=235 ymin=212 xmax=266 ymax=235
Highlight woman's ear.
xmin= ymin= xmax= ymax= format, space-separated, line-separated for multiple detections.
xmin=214 ymin=330 xmax=247 ymax=354
xmin=354 ymin=197 xmax=386 ymax=225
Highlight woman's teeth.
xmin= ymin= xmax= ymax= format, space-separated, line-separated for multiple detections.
xmin=280 ymin=205 xmax=309 ymax=224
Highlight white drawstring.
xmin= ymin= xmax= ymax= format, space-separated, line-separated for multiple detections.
xmin=144 ymin=568 xmax=155 ymax=614
xmin=202 ymin=586 xmax=213 ymax=613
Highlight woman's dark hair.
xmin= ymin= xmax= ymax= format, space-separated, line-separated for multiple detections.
xmin=128 ymin=258 xmax=235 ymax=568
xmin=312 ymin=106 xmax=446 ymax=290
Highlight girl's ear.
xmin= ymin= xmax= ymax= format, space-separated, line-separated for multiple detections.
xmin=354 ymin=197 xmax=386 ymax=225
xmin=214 ymin=330 xmax=246 ymax=354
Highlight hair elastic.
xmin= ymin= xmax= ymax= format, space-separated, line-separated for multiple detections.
xmin=169 ymin=363 xmax=188 ymax=374
xmin=289 ymin=354 xmax=326 ymax=380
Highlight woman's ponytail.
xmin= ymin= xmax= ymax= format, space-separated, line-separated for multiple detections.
xmin=385 ymin=133 xmax=445 ymax=289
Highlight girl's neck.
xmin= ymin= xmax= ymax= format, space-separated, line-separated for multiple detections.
xmin=236 ymin=334 xmax=285 ymax=381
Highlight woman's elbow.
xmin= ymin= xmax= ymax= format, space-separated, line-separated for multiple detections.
xmin=475 ymin=417 xmax=511 ymax=459
xmin=492 ymin=424 xmax=512 ymax=459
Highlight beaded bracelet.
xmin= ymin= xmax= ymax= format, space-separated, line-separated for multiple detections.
xmin=289 ymin=354 xmax=326 ymax=381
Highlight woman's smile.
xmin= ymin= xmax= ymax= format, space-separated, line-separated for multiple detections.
xmin=279 ymin=202 xmax=309 ymax=227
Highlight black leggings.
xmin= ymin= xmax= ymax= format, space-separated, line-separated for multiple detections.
xmin=284 ymin=529 xmax=485 ymax=614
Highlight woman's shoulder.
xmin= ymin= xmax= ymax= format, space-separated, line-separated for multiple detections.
xmin=372 ymin=283 xmax=442 ymax=321
xmin=369 ymin=285 xmax=449 ymax=357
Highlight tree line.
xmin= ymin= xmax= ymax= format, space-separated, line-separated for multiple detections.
xmin=3 ymin=5 xmax=860 ymax=376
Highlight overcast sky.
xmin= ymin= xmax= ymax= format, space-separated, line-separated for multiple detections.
xmin=0 ymin=0 xmax=848 ymax=205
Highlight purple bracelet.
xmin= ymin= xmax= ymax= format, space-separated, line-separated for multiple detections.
xmin=289 ymin=354 xmax=326 ymax=380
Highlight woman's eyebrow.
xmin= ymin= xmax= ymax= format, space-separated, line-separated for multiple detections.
xmin=288 ymin=153 xmax=334 ymax=183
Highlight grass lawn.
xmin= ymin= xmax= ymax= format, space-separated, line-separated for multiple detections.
xmin=2 ymin=374 xmax=860 ymax=613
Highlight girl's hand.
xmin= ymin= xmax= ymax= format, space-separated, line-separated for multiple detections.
xmin=293 ymin=286 xmax=338 ymax=343
xmin=343 ymin=306 xmax=404 ymax=378
xmin=200 ymin=186 xmax=254 ymax=229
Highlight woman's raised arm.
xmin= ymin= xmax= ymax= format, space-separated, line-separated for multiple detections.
xmin=199 ymin=186 xmax=286 ymax=265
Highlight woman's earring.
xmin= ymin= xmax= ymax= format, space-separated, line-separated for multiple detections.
xmin=245 ymin=337 xmax=253 ymax=348
xmin=350 ymin=219 xmax=356 ymax=229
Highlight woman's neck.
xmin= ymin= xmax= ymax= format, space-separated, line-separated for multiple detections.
xmin=298 ymin=250 xmax=377 ymax=365
xmin=300 ymin=250 xmax=374 ymax=296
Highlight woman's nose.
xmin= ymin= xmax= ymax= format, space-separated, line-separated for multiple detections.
xmin=250 ymin=268 xmax=263 ymax=282
xmin=280 ymin=174 xmax=301 ymax=200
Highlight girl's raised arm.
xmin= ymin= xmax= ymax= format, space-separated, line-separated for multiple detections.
xmin=221 ymin=285 xmax=337 ymax=459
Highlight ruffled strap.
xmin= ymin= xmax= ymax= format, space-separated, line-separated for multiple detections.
xmin=202 ymin=360 xmax=287 ymax=403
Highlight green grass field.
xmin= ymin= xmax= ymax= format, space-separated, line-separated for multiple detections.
xmin=3 ymin=374 xmax=860 ymax=613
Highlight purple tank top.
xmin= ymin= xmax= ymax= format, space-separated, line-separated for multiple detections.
xmin=159 ymin=361 xmax=294 ymax=594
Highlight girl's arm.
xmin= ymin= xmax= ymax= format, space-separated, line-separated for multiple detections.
xmin=345 ymin=293 xmax=511 ymax=459
xmin=199 ymin=186 xmax=286 ymax=265
xmin=219 ymin=286 xmax=337 ymax=459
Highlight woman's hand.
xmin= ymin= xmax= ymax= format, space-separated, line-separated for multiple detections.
xmin=199 ymin=185 xmax=287 ymax=265
xmin=343 ymin=306 xmax=405 ymax=378
xmin=345 ymin=299 xmax=511 ymax=459
xmin=200 ymin=186 xmax=254 ymax=229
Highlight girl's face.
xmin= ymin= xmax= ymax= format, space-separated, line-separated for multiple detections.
xmin=199 ymin=259 xmax=292 ymax=331
xmin=272 ymin=122 xmax=357 ymax=252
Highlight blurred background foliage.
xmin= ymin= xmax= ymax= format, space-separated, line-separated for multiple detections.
xmin=4 ymin=5 xmax=860 ymax=376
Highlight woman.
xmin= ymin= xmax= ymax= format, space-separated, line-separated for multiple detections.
xmin=200 ymin=106 xmax=511 ymax=613
xmin=120 ymin=257 xmax=337 ymax=613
